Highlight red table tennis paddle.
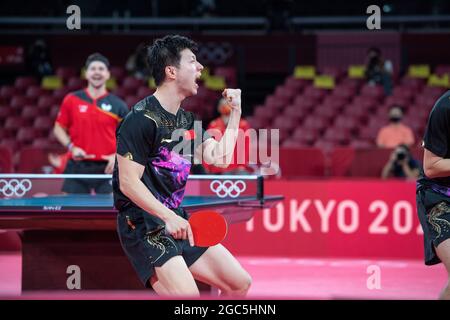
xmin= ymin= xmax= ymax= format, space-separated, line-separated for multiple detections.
xmin=188 ymin=210 xmax=228 ymax=247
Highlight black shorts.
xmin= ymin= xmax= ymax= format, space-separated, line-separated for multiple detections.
xmin=116 ymin=205 xmax=208 ymax=288
xmin=62 ymin=159 xmax=112 ymax=194
xmin=416 ymin=186 xmax=450 ymax=265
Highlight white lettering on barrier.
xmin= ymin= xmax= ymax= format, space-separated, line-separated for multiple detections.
xmin=315 ymin=200 xmax=336 ymax=233
xmin=263 ymin=203 xmax=284 ymax=232
xmin=290 ymin=199 xmax=312 ymax=233
xmin=246 ymin=199 xmax=422 ymax=236
xmin=369 ymin=200 xmax=389 ymax=234
xmin=393 ymin=201 xmax=413 ymax=235
xmin=337 ymin=200 xmax=359 ymax=234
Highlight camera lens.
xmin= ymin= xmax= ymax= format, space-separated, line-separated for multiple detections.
xmin=397 ymin=152 xmax=406 ymax=160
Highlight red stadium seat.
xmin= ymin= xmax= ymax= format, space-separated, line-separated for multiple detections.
xmin=16 ymin=127 xmax=41 ymax=145
xmin=320 ymin=66 xmax=343 ymax=80
xmin=110 ymin=66 xmax=127 ymax=83
xmin=292 ymin=127 xmax=319 ymax=145
xmin=400 ymin=77 xmax=425 ymax=90
xmin=322 ymin=127 xmax=352 ymax=145
xmin=10 ymin=96 xmax=34 ymax=110
xmin=414 ymin=95 xmax=438 ymax=108
xmin=21 ymin=105 xmax=40 ymax=120
xmin=274 ymin=86 xmax=296 ymax=103
xmin=246 ymin=116 xmax=268 ymax=130
xmin=283 ymin=105 xmax=305 ymax=122
xmin=50 ymin=104 xmax=60 ymax=119
xmin=279 ymin=147 xmax=326 ymax=177
xmin=293 ymin=95 xmax=318 ymax=108
xmin=37 ymin=95 xmax=57 ymax=109
xmin=341 ymin=105 xmax=369 ymax=124
xmin=26 ymin=86 xmax=46 ymax=100
xmin=358 ymin=126 xmax=381 ymax=141
xmin=331 ymin=84 xmax=357 ymax=100
xmin=125 ymin=96 xmax=141 ymax=108
xmin=392 ymin=86 xmax=415 ymax=100
xmin=302 ymin=86 xmax=327 ymax=101
xmin=4 ymin=116 xmax=27 ymax=131
xmin=0 ymin=139 xmax=20 ymax=153
xmin=351 ymin=96 xmax=377 ymax=110
xmin=421 ymin=86 xmax=446 ymax=98
xmin=16 ymin=147 xmax=53 ymax=173
xmin=14 ymin=77 xmax=37 ymax=90
xmin=0 ymin=146 xmax=13 ymax=173
xmin=137 ymin=87 xmax=154 ymax=100
xmin=56 ymin=67 xmax=77 ymax=82
xmin=52 ymin=87 xmax=71 ymax=101
xmin=214 ymin=67 xmax=237 ymax=88
xmin=0 ymin=86 xmax=18 ymax=103
xmin=112 ymin=87 xmax=133 ymax=99
xmin=340 ymin=77 xmax=363 ymax=89
xmin=122 ymin=77 xmax=143 ymax=91
xmin=314 ymin=105 xmax=340 ymax=121
xmin=32 ymin=138 xmax=55 ymax=149
xmin=264 ymin=95 xmax=286 ymax=111
xmin=284 ymin=76 xmax=308 ymax=92
xmin=34 ymin=116 xmax=53 ymax=131
xmin=272 ymin=116 xmax=299 ymax=131
xmin=0 ymin=107 xmax=15 ymax=122
xmin=66 ymin=78 xmax=86 ymax=91
xmin=333 ymin=116 xmax=359 ymax=131
xmin=349 ymin=139 xmax=375 ymax=149
xmin=360 ymin=84 xmax=384 ymax=99
xmin=302 ymin=116 xmax=328 ymax=132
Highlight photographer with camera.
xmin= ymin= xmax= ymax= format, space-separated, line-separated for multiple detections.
xmin=381 ymin=144 xmax=420 ymax=179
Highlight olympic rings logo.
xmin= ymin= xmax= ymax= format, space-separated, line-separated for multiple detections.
xmin=0 ymin=179 xmax=32 ymax=197
xmin=197 ymin=42 xmax=234 ymax=65
xmin=210 ymin=180 xmax=246 ymax=198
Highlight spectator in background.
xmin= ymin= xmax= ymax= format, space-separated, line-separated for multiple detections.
xmin=376 ymin=106 xmax=415 ymax=148
xmin=53 ymin=53 xmax=128 ymax=194
xmin=381 ymin=144 xmax=420 ymax=179
xmin=27 ymin=39 xmax=53 ymax=80
xmin=126 ymin=42 xmax=150 ymax=80
xmin=365 ymin=47 xmax=393 ymax=95
xmin=204 ymin=98 xmax=253 ymax=174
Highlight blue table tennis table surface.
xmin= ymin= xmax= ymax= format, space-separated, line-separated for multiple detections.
xmin=0 ymin=194 xmax=283 ymax=214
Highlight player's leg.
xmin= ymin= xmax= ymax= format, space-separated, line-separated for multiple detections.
xmin=151 ymin=256 xmax=200 ymax=296
xmin=188 ymin=244 xmax=251 ymax=296
xmin=435 ymin=239 xmax=450 ymax=300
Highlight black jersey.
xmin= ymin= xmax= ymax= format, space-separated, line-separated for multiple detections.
xmin=419 ymin=90 xmax=450 ymax=187
xmin=113 ymin=95 xmax=211 ymax=219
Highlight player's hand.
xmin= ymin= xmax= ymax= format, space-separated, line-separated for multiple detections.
xmin=101 ymin=154 xmax=116 ymax=174
xmin=165 ymin=213 xmax=194 ymax=246
xmin=222 ymin=89 xmax=241 ymax=114
xmin=71 ymin=146 xmax=95 ymax=161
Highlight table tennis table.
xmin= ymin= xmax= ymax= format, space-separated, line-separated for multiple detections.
xmin=0 ymin=174 xmax=283 ymax=292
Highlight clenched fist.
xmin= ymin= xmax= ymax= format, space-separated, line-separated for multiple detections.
xmin=222 ymin=89 xmax=241 ymax=114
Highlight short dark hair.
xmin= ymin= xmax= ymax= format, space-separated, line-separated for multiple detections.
xmin=147 ymin=35 xmax=198 ymax=86
xmin=85 ymin=53 xmax=110 ymax=69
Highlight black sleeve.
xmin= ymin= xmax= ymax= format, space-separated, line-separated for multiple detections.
xmin=118 ymin=101 xmax=130 ymax=118
xmin=423 ymin=100 xmax=450 ymax=158
xmin=116 ymin=112 xmax=157 ymax=166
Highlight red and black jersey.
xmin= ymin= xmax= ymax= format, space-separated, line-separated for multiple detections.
xmin=56 ymin=89 xmax=129 ymax=161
